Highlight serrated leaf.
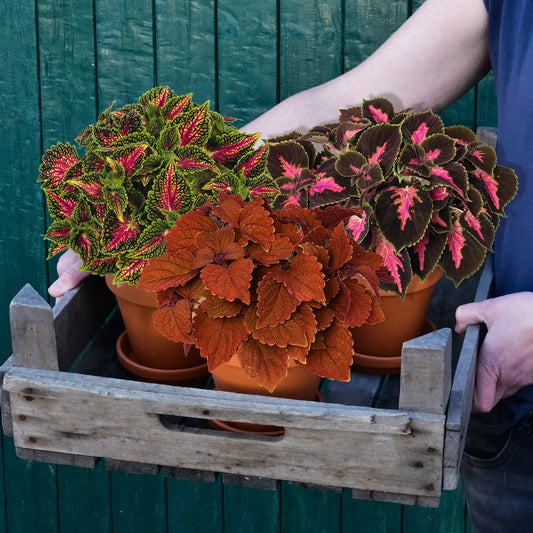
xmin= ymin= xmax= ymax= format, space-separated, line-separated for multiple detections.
xmin=401 ymin=111 xmax=444 ymax=144
xmin=178 ymin=102 xmax=211 ymax=146
xmin=138 ymin=249 xmax=199 ymax=291
xmin=328 ymin=278 xmax=373 ymax=327
xmin=356 ymin=123 xmax=402 ymax=177
xmin=256 ymin=274 xmax=299 ymax=327
xmin=362 ymin=97 xmax=395 ymax=123
xmin=272 ymin=254 xmax=325 ymax=302
xmin=147 ymin=164 xmax=193 ymax=216
xmin=174 ymin=145 xmax=218 ymax=172
xmin=235 ymin=202 xmax=275 ymax=249
xmin=114 ymin=257 xmax=149 ymax=285
xmin=209 ymin=131 xmax=260 ymax=164
xmin=200 ymin=258 xmax=253 ymax=304
xmin=153 ymin=297 xmax=194 ymax=344
xmin=201 ymin=293 xmax=244 ymax=318
xmin=134 ymin=219 xmax=171 ymax=259
xmin=165 ymin=209 xmax=218 ymax=252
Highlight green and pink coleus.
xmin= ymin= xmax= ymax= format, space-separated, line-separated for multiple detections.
xmin=39 ymin=86 xmax=278 ymax=284
xmin=266 ymin=97 xmax=518 ymax=296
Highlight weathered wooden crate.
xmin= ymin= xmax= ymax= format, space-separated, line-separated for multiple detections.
xmin=0 ymin=262 xmax=491 ymax=508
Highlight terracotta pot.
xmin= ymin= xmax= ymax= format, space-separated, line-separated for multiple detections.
xmin=352 ymin=267 xmax=443 ymax=374
xmin=209 ymin=354 xmax=322 ymax=435
xmin=105 ymin=275 xmax=208 ymax=384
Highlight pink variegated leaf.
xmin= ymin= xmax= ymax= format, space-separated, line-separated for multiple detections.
xmin=465 ymin=185 xmax=484 ymax=216
xmin=102 ymin=214 xmax=141 ymax=253
xmin=334 ymin=120 xmax=371 ymax=148
xmin=430 ymin=162 xmax=468 ymax=197
xmin=465 ymin=142 xmax=497 ymax=173
xmin=469 ymin=164 xmax=517 ymax=214
xmin=39 ymin=143 xmax=81 ymax=189
xmin=445 ymin=125 xmax=477 ymax=146
xmin=346 ymin=205 xmax=372 ymax=243
xmin=338 ymin=105 xmax=363 ymax=123
xmin=68 ymin=173 xmax=104 ymax=201
xmin=85 ymin=256 xmax=119 ymax=277
xmin=247 ymin=174 xmax=280 ymax=200
xmin=47 ymin=242 xmax=69 ymax=259
xmin=308 ymin=158 xmax=355 ymax=208
xmin=430 ymin=186 xmax=449 ymax=210
xmin=161 ymin=93 xmax=192 ymax=121
xmin=335 ymin=151 xmax=384 ymax=189
xmin=174 ymin=145 xmax=218 ymax=172
xmin=375 ymin=185 xmax=433 ymax=250
xmin=401 ymin=111 xmax=444 ymax=144
xmin=134 ymin=219 xmax=172 ymax=259
xmin=410 ymin=228 xmax=447 ymax=280
xmin=236 ymin=144 xmax=268 ymax=179
xmin=430 ymin=206 xmax=452 ymax=233
xmin=45 ymin=220 xmax=71 ymax=247
xmin=178 ymin=102 xmax=211 ymax=147
xmin=362 ymin=97 xmax=395 ymax=123
xmin=460 ymin=209 xmax=495 ymax=250
xmin=139 ymin=86 xmax=174 ymax=110
xmin=114 ymin=256 xmax=150 ymax=285
xmin=267 ymin=140 xmax=309 ymax=180
xmin=439 ymin=216 xmax=487 ymax=285
xmin=419 ymin=134 xmax=456 ymax=165
xmin=109 ymin=145 xmax=148 ymax=177
xmin=47 ymin=192 xmax=78 ymax=220
xmin=209 ymin=132 xmax=260 ymax=164
xmin=372 ymin=228 xmax=412 ymax=296
xmin=158 ymin=123 xmax=181 ymax=152
xmin=147 ymin=164 xmax=193 ymax=217
xmin=356 ymin=123 xmax=402 ymax=177
xmin=69 ymin=224 xmax=100 ymax=266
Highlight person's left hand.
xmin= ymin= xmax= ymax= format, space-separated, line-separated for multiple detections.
xmin=455 ymin=292 xmax=533 ymax=413
xmin=48 ymin=249 xmax=91 ymax=300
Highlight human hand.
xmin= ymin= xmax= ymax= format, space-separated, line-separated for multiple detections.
xmin=48 ymin=249 xmax=91 ymax=300
xmin=455 ymin=292 xmax=533 ymax=412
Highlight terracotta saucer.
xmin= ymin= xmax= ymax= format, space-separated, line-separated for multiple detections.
xmin=208 ymin=391 xmax=324 ymax=437
xmin=116 ymin=331 xmax=208 ymax=385
xmin=353 ymin=318 xmax=437 ymax=375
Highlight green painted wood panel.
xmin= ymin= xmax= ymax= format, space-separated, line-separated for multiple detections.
xmin=279 ymin=0 xmax=344 ymax=100
xmin=95 ymin=0 xmax=155 ymax=108
xmin=155 ymin=0 xmax=216 ymax=106
xmin=217 ymin=0 xmax=278 ymax=124
xmin=342 ymin=495 xmax=403 ymax=532
xmin=167 ymin=477 xmax=223 ymax=533
xmin=476 ymin=72 xmax=498 ymax=129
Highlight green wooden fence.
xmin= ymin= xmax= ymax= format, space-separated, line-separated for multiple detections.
xmin=0 ymin=1 xmax=496 ymax=531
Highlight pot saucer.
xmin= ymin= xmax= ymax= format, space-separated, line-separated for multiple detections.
xmin=353 ymin=318 xmax=437 ymax=375
xmin=116 ymin=331 xmax=208 ymax=385
xmin=208 ymin=391 xmax=324 ymax=437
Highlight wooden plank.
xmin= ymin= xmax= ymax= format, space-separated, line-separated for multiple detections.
xmin=10 ymin=284 xmax=58 ymax=371
xmin=15 ymin=448 xmax=96 ymax=468
xmin=223 ymin=473 xmax=278 ymax=491
xmin=399 ymin=328 xmax=452 ymax=415
xmin=1 ymin=357 xmax=13 ymax=437
xmin=163 ymin=466 xmax=218 ymax=483
xmin=279 ymin=0 xmax=343 ymax=101
xmin=217 ymin=0 xmax=278 ymax=123
xmin=155 ymin=0 xmax=216 ymax=105
xmin=95 ymin=0 xmax=155 ymax=108
xmin=105 ymin=459 xmax=159 ymax=475
xmin=476 ymin=126 xmax=497 ymax=149
xmin=4 ymin=368 xmax=445 ymax=497
xmin=443 ymin=260 xmax=493 ymax=490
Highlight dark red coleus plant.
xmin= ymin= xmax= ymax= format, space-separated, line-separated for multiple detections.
xmin=267 ymin=97 xmax=518 ymax=296
xmin=39 ymin=86 xmax=278 ymax=284
xmin=138 ymin=194 xmax=384 ymax=392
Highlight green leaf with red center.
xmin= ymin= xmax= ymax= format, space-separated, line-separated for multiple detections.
xmin=161 ymin=93 xmax=192 ymax=121
xmin=192 ymin=311 xmax=249 ymax=370
xmin=45 ymin=221 xmax=71 ymax=249
xmin=375 ymin=185 xmax=433 ymax=250
xmin=139 ymin=86 xmax=174 ymax=110
xmin=272 ymin=254 xmax=326 ymax=302
xmin=401 ymin=111 xmax=444 ymax=144
xmin=356 ymin=123 xmax=402 ymax=176
xmin=302 ymin=318 xmax=354 ymax=381
xmin=39 ymin=143 xmax=81 ymax=189
xmin=410 ymin=228 xmax=447 ymax=279
xmin=236 ymin=145 xmax=268 ymax=179
xmin=174 ymin=145 xmax=218 ymax=172
xmin=68 ymin=173 xmax=104 ymax=201
xmin=469 ymin=165 xmax=518 ymax=214
xmin=236 ymin=337 xmax=289 ymax=393
xmin=138 ymin=249 xmax=199 ymax=291
xmin=108 ymin=145 xmax=148 ymax=177
xmin=147 ymin=164 xmax=192 ymax=217
xmin=256 ymin=274 xmax=300 ymax=328
xmin=247 ymin=174 xmax=280 ymax=200
xmin=133 ymin=219 xmax=171 ymax=259
xmin=83 ymin=256 xmax=117 ymax=277
xmin=335 ymin=150 xmax=384 ymax=190
xmin=69 ymin=224 xmax=99 ymax=266
xmin=372 ymin=229 xmax=412 ymax=295
xmin=439 ymin=216 xmax=487 ymax=285
xmin=178 ymin=102 xmax=211 ymax=146
xmin=246 ymin=235 xmax=294 ymax=266
xmin=362 ymin=97 xmax=394 ymax=123
xmin=165 ymin=209 xmax=218 ymax=252
xmin=201 ymin=257 xmax=254 ymax=304
xmin=102 ymin=213 xmax=141 ymax=253
xmin=152 ymin=297 xmax=194 ymax=344
xmin=47 ymin=192 xmax=78 ymax=219
xmin=209 ymin=131 xmax=260 ymax=165
xmin=114 ymin=257 xmax=150 ymax=285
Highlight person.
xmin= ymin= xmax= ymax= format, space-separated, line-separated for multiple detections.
xmin=50 ymin=0 xmax=533 ymax=529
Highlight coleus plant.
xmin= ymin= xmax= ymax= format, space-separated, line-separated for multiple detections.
xmin=266 ymin=97 xmax=518 ymax=296
xmin=138 ymin=194 xmax=384 ymax=392
xmin=38 ymin=86 xmax=278 ymax=284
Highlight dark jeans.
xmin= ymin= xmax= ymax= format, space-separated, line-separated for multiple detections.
xmin=461 ymin=411 xmax=533 ymax=532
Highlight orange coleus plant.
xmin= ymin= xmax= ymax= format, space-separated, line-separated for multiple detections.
xmin=139 ymin=194 xmax=384 ymax=392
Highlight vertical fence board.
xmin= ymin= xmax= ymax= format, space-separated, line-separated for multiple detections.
xmin=476 ymin=72 xmax=498 ymax=129
xmin=217 ymin=0 xmax=278 ymax=123
xmin=95 ymin=0 xmax=155 ymax=108
xmin=224 ymin=485 xmax=280 ymax=533
xmin=167 ymin=477 xmax=223 ymax=533
xmin=279 ymin=0 xmax=343 ymax=101
xmin=281 ymin=482 xmax=341 ymax=533
xmin=155 ymin=0 xmax=216 ymax=105
xmin=342 ymin=494 xmax=403 ymax=533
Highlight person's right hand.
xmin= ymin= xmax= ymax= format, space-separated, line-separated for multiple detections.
xmin=48 ymin=249 xmax=91 ymax=300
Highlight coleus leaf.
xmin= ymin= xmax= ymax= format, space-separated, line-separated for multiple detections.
xmin=174 ymin=145 xmax=218 ymax=172
xmin=47 ymin=192 xmax=78 ymax=219
xmin=356 ymin=123 xmax=402 ymax=177
xmin=302 ymin=318 xmax=354 ymax=382
xmin=235 ymin=337 xmax=289 ymax=393
xmin=152 ymin=297 xmax=194 ymax=344
xmin=327 ymin=223 xmax=354 ymax=273
xmin=267 ymin=140 xmax=309 ymax=180
xmin=139 ymin=86 xmax=175 ymax=110
xmin=469 ymin=164 xmax=518 ymax=214
xmin=69 ymin=224 xmax=100 ymax=266
xmin=138 ymin=249 xmax=199 ymax=291
xmin=335 ymin=150 xmax=384 ymax=190
xmin=401 ymin=111 xmax=444 ymax=144
xmin=45 ymin=220 xmax=71 ymax=247
xmin=192 ymin=227 xmax=245 ymax=268
xmin=346 ymin=206 xmax=372 ymax=242
xmin=235 ymin=145 xmax=268 ymax=179
xmin=200 ymin=257 xmax=254 ymax=304
xmin=102 ymin=213 xmax=141 ymax=253
xmin=178 ymin=102 xmax=211 ymax=147
xmin=161 ymin=93 xmax=192 ymax=121
xmin=375 ymin=185 xmax=433 ymax=250
xmin=272 ymin=254 xmax=326 ymax=302
xmin=328 ymin=277 xmax=374 ymax=327
xmin=256 ymin=274 xmax=300 ymax=328
xmin=147 ymin=164 xmax=193 ymax=217
xmin=134 ymin=219 xmax=172 ymax=259
xmin=246 ymin=174 xmax=280 ymax=200
xmin=308 ymin=158 xmax=355 ymax=208
xmin=362 ymin=97 xmax=395 ymax=123
xmin=114 ymin=257 xmax=150 ymax=285
xmin=209 ymin=131 xmax=260 ymax=165
xmin=460 ymin=208 xmax=495 ymax=250
xmin=165 ymin=209 xmax=218 ymax=252
xmin=68 ymin=172 xmax=104 ymax=201
xmin=234 ymin=202 xmax=275 ymax=249
xmin=410 ymin=228 xmax=447 ymax=280
xmin=192 ymin=311 xmax=249 ymax=370
xmin=430 ymin=163 xmax=468 ymax=198
xmin=39 ymin=142 xmax=81 ymax=189
xmin=334 ymin=120 xmax=372 ymax=148
xmin=246 ymin=235 xmax=294 ymax=266
xmin=202 ymin=292 xmax=244 ymax=318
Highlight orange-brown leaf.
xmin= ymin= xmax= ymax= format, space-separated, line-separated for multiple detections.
xmin=175 ymin=276 xmax=206 ymax=300
xmin=328 ymin=278 xmax=373 ymax=327
xmin=313 ymin=306 xmax=335 ymax=331
xmin=211 ymin=196 xmax=243 ymax=226
xmin=246 ymin=235 xmax=294 ymax=265
xmin=324 ymin=278 xmax=340 ymax=302
xmin=165 ymin=209 xmax=217 ymax=252
xmin=365 ymin=290 xmax=385 ymax=325
xmin=192 ymin=311 xmax=248 ymax=370
xmin=286 ymin=344 xmax=310 ymax=364
xmin=304 ymin=318 xmax=354 ymax=381
xmin=256 ymin=274 xmax=299 ymax=328
xmin=200 ymin=258 xmax=253 ymax=304
xmin=139 ymin=250 xmax=198 ymax=291
xmin=201 ymin=292 xmax=243 ymax=318
xmin=152 ymin=299 xmax=194 ymax=344
xmin=298 ymin=242 xmax=329 ymax=269
xmin=248 ymin=306 xmax=308 ymax=348
xmin=236 ymin=337 xmax=289 ymax=393
xmin=350 ymin=241 xmax=383 ymax=295
xmin=328 ymin=223 xmax=353 ymax=272
xmin=272 ymin=254 xmax=325 ymax=302
xmin=236 ymin=203 xmax=275 ymax=249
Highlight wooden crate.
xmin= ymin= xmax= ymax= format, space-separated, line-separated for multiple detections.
xmin=0 ymin=263 xmax=491 ymax=508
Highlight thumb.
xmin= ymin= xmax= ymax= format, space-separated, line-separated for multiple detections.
xmin=455 ymin=300 xmax=489 ymax=334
